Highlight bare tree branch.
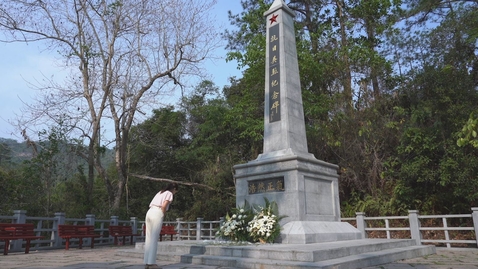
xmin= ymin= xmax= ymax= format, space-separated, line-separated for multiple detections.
xmin=0 ymin=0 xmax=220 ymax=213
xmin=130 ymin=173 xmax=216 ymax=191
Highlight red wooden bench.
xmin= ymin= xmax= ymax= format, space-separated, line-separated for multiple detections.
xmin=108 ymin=225 xmax=140 ymax=245
xmin=0 ymin=223 xmax=43 ymax=255
xmin=143 ymin=224 xmax=178 ymax=241
xmin=160 ymin=225 xmax=178 ymax=241
xmin=58 ymin=225 xmax=101 ymax=250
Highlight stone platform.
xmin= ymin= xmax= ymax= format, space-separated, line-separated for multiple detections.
xmin=120 ymin=239 xmax=436 ymax=269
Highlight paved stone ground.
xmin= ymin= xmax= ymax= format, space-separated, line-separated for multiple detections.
xmin=0 ymin=245 xmax=477 ymax=269
xmin=363 ymin=248 xmax=478 ymax=269
xmin=0 ymin=245 xmax=236 ymax=269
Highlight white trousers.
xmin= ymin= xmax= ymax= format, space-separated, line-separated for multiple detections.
xmin=143 ymin=206 xmax=164 ymax=265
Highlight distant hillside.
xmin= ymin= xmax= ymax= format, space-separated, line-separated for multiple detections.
xmin=0 ymin=137 xmax=114 ymax=166
xmin=0 ymin=138 xmax=33 ymax=163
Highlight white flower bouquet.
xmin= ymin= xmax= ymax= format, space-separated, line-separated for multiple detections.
xmin=247 ymin=198 xmax=283 ymax=243
xmin=215 ymin=206 xmax=253 ymax=242
xmin=216 ymin=198 xmax=284 ymax=243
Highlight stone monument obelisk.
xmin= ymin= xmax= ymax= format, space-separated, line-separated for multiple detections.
xmin=234 ymin=0 xmax=361 ymax=244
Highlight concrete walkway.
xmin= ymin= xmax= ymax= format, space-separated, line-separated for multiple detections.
xmin=1 ymin=246 xmax=477 ymax=269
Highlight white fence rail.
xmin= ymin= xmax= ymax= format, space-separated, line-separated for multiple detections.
xmin=2 ymin=207 xmax=477 ymax=253
xmin=341 ymin=207 xmax=478 ymax=248
xmin=0 ymin=210 xmax=223 ymax=253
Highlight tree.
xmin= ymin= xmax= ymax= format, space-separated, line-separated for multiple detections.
xmin=0 ymin=0 xmax=220 ymax=214
xmin=385 ymin=1 xmax=478 ymax=214
xmin=127 ymin=81 xmax=241 ymax=220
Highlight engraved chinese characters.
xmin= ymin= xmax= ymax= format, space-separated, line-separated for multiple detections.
xmin=269 ymin=19 xmax=281 ymax=122
xmin=248 ymin=177 xmax=285 ymax=195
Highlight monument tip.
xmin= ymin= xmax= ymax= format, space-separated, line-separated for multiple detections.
xmin=269 ymin=0 xmax=286 ymax=10
xmin=265 ymin=0 xmax=295 ymax=17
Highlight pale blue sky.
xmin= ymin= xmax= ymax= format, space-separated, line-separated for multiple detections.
xmin=0 ymin=1 xmax=245 ymax=141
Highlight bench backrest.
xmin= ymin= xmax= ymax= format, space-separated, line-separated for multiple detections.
xmin=161 ymin=225 xmax=176 ymax=234
xmin=0 ymin=223 xmax=36 ymax=237
xmin=108 ymin=225 xmax=133 ymax=235
xmin=58 ymin=225 xmax=96 ymax=236
xmin=144 ymin=224 xmax=176 ymax=234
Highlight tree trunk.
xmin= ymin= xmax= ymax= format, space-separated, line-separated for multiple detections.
xmin=335 ymin=0 xmax=353 ymax=111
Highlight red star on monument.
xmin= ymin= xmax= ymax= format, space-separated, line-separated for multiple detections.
xmin=269 ymin=14 xmax=278 ymax=24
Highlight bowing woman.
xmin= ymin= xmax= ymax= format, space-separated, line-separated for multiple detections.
xmin=143 ymin=183 xmax=179 ymax=269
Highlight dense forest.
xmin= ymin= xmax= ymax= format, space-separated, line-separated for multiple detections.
xmin=0 ymin=0 xmax=477 ymax=222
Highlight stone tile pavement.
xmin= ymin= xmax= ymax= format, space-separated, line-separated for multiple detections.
xmin=0 ymin=245 xmax=477 ymax=269
xmin=0 ymin=245 xmax=236 ymax=269
xmin=362 ymin=247 xmax=478 ymax=269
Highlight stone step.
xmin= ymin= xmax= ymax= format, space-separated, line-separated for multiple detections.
xmin=120 ymin=239 xmax=436 ymax=269
xmin=190 ymin=245 xmax=435 ymax=269
xmin=138 ymin=239 xmax=421 ymax=262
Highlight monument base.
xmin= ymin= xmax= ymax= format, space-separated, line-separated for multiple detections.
xmin=234 ymin=149 xmax=343 ymax=224
xmin=279 ymin=221 xmax=362 ymax=244
xmin=129 ymin=239 xmax=436 ymax=268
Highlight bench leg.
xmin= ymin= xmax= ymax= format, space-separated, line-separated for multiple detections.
xmin=65 ymin=238 xmax=70 ymax=250
xmin=130 ymin=235 xmax=134 ymax=245
xmin=3 ymin=240 xmax=9 ymax=255
xmin=122 ymin=236 xmax=126 ymax=245
xmin=78 ymin=238 xmax=83 ymax=249
xmin=25 ymin=239 xmax=31 ymax=254
xmin=90 ymin=237 xmax=95 ymax=248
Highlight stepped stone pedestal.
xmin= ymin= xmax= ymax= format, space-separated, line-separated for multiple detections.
xmin=235 ymin=151 xmax=362 ymax=244
xmin=127 ymin=239 xmax=436 ymax=269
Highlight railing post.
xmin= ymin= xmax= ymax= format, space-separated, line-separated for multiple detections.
xmin=11 ymin=210 xmax=27 ymax=251
xmin=196 ymin=218 xmax=203 ymax=240
xmin=443 ymin=217 xmax=451 ymax=248
xmin=176 ymin=218 xmax=183 ymax=241
xmin=130 ymin=217 xmax=138 ymax=243
xmin=86 ymin=214 xmax=96 ymax=226
xmin=472 ymin=207 xmax=478 ymax=247
xmin=409 ymin=210 xmax=421 ymax=245
xmin=110 ymin=216 xmax=119 ymax=226
xmin=356 ymin=212 xmax=367 ymax=239
xmin=13 ymin=210 xmax=27 ymax=224
xmin=53 ymin=212 xmax=65 ymax=248
xmin=85 ymin=214 xmax=96 ymax=246
xmin=218 ymin=217 xmax=224 ymax=239
xmin=109 ymin=216 xmax=119 ymax=244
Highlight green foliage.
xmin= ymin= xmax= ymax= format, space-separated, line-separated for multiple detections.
xmin=388 ymin=62 xmax=478 ymax=214
xmin=457 ymin=114 xmax=478 ymax=148
xmin=0 ymin=168 xmax=25 ymax=215
xmin=129 ymin=106 xmax=188 ymax=177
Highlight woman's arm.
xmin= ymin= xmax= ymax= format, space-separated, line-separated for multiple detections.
xmin=161 ymin=200 xmax=171 ymax=214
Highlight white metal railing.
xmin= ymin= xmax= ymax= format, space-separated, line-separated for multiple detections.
xmin=2 ymin=207 xmax=477 ymax=253
xmin=0 ymin=210 xmax=224 ymax=253
xmin=418 ymin=214 xmax=476 ymax=248
xmin=341 ymin=207 xmax=478 ymax=248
